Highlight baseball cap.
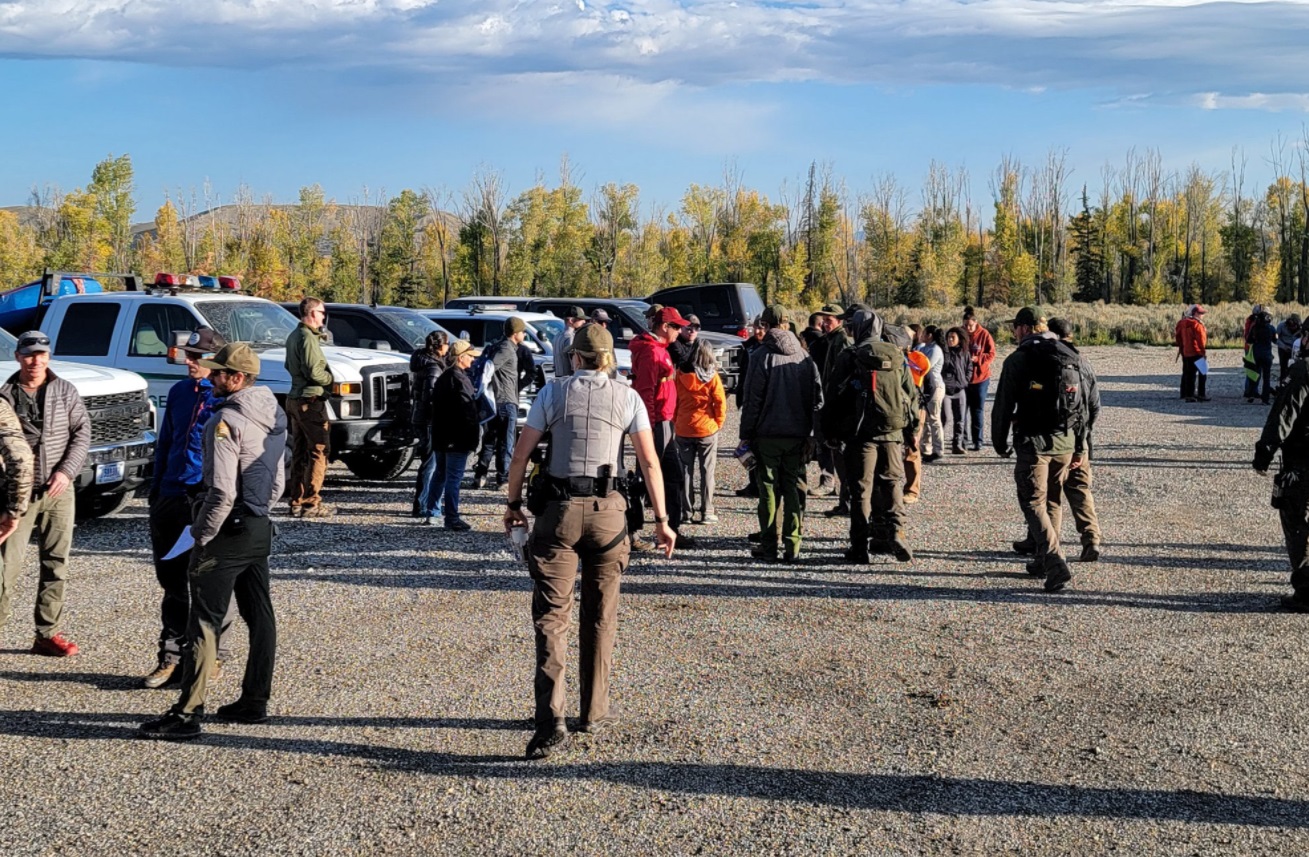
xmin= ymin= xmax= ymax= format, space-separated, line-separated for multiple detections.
xmin=684 ymin=314 xmax=701 ymax=329
xmin=198 ymin=342 xmax=261 ymax=375
xmin=590 ymin=309 xmax=611 ymax=324
xmin=15 ymin=331 xmax=51 ymax=355
xmin=651 ymin=307 xmax=690 ymax=328
xmin=1194 ymin=305 xmax=1207 ymax=315
xmin=761 ymin=305 xmax=788 ymax=327
xmin=572 ymin=323 xmax=614 ymax=356
xmin=564 ymin=306 xmax=587 ymax=321
xmin=1007 ymin=307 xmax=1039 ymax=327
xmin=838 ymin=303 xmax=870 ymax=321
xmin=504 ymin=316 xmax=527 ymax=336
xmin=450 ymin=339 xmax=482 ymax=359
xmin=644 ymin=303 xmax=664 ymax=319
xmin=816 ymin=304 xmax=844 ymax=317
xmin=179 ymin=327 xmax=227 ymax=356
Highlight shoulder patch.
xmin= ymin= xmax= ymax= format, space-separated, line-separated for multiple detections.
xmin=214 ymin=420 xmax=231 ymax=441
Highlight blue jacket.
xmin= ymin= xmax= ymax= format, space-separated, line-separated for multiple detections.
xmin=152 ymin=377 xmax=222 ymax=498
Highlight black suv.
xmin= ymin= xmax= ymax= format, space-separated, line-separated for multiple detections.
xmin=527 ymin=297 xmax=744 ymax=391
xmin=279 ymin=303 xmax=452 ymax=354
xmin=648 ymin=283 xmax=765 ymax=339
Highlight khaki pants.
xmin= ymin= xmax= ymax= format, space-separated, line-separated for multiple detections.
xmin=528 ymin=495 xmax=629 ymax=730
xmin=0 ymin=490 xmax=75 ymax=639
xmin=1063 ymin=457 xmax=1101 ymax=547
xmin=287 ymin=396 xmax=330 ymax=510
xmin=1015 ymin=447 xmax=1073 ymax=569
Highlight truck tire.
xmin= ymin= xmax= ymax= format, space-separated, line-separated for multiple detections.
xmin=77 ymin=490 xmax=132 ymax=521
xmin=342 ymin=448 xmax=415 ymax=481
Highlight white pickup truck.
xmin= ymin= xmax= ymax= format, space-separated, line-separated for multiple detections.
xmin=0 ymin=329 xmax=154 ymax=519
xmin=18 ymin=275 xmax=418 ymax=481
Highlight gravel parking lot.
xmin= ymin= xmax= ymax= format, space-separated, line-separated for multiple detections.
xmin=1 ymin=345 xmax=1306 ymax=855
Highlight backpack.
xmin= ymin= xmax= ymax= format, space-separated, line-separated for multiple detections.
xmin=469 ymin=344 xmax=498 ymax=425
xmin=1016 ymin=337 xmax=1084 ymax=437
xmin=824 ymin=341 xmax=913 ymax=439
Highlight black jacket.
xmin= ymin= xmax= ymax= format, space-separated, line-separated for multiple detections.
xmin=941 ymin=345 xmax=971 ymax=395
xmin=809 ymin=328 xmax=850 ymax=384
xmin=409 ymin=350 xmax=445 ymax=427
xmin=1257 ymin=358 xmax=1309 ymax=471
xmin=430 ymin=367 xmax=481 ymax=454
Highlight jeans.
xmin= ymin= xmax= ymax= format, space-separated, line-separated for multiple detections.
xmin=945 ymin=391 xmax=967 ymax=449
xmin=677 ymin=433 xmax=719 ymax=518
xmin=965 ymin=379 xmax=989 ymax=448
xmin=438 ymin=452 xmax=471 ymax=523
xmin=476 ymin=402 xmax=519 ymax=481
xmin=413 ymin=437 xmax=446 ymax=518
xmin=1245 ymin=354 xmax=1273 ymax=403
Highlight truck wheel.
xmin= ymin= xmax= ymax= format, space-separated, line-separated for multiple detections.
xmin=77 ymin=491 xmax=132 ymax=521
xmin=343 ymin=448 xmax=415 ymax=481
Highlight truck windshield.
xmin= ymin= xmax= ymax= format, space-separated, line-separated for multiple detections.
xmin=375 ymin=307 xmax=450 ymax=351
xmin=529 ymin=318 xmax=565 ymax=343
xmin=195 ymin=301 xmax=300 ymax=350
xmin=0 ymin=329 xmax=15 ymax=361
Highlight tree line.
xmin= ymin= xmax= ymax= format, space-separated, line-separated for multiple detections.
xmin=2 ymin=142 xmax=1308 ymax=310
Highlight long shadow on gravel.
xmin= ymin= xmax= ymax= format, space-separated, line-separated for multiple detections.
xmin=275 ymin=567 xmax=1282 ymax=614
xmin=0 ymin=709 xmax=1305 ymax=829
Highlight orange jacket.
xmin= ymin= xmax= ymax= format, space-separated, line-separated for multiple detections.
xmin=1175 ymin=317 xmax=1207 ymax=358
xmin=674 ymin=369 xmax=727 ymax=438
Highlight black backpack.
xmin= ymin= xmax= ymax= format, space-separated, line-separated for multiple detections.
xmin=1017 ymin=338 xmax=1084 ymax=437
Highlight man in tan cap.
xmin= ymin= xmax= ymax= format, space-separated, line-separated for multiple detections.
xmin=141 ymin=342 xmax=289 ymax=740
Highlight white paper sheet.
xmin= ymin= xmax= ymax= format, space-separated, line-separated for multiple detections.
xmin=162 ymin=526 xmax=194 ymax=561
xmin=1195 ymin=357 xmax=1209 ymax=376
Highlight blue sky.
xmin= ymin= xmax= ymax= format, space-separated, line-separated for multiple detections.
xmin=1 ymin=0 xmax=1306 ymax=220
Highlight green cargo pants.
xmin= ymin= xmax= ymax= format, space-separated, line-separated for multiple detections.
xmin=0 ymin=490 xmax=76 ymax=639
xmin=754 ymin=437 xmax=809 ymax=559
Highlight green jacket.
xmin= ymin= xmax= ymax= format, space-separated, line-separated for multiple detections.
xmin=285 ymin=322 xmax=333 ymax=398
xmin=991 ymin=333 xmax=1080 ymax=456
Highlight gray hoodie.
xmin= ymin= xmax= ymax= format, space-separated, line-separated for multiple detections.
xmin=195 ymin=384 xmax=288 ymax=545
xmin=739 ymin=328 xmax=823 ymax=440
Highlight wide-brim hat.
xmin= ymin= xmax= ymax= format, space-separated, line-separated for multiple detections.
xmin=198 ymin=342 xmax=261 ymax=375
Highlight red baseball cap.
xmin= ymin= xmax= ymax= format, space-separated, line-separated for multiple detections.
xmin=651 ymin=307 xmax=690 ymax=328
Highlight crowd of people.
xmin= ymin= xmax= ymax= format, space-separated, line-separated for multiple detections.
xmin=5 ymin=292 xmax=1309 ymax=757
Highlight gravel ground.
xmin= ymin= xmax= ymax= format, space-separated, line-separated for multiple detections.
xmin=1 ymin=345 xmax=1307 ymax=856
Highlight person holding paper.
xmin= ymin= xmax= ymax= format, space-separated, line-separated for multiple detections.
xmin=142 ymin=327 xmax=236 ymax=689
xmin=1175 ymin=305 xmax=1210 ymax=403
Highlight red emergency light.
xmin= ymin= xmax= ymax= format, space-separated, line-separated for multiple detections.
xmin=154 ymin=273 xmax=183 ymax=286
xmin=218 ymin=276 xmax=241 ymax=290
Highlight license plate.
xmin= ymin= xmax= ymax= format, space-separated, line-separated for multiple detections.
xmin=95 ymin=461 xmax=125 ymax=484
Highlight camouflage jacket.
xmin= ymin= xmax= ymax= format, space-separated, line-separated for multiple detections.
xmin=0 ymin=396 xmax=34 ymax=517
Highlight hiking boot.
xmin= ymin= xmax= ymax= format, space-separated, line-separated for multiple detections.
xmin=1044 ymin=560 xmax=1073 ymax=593
xmin=630 ymin=534 xmax=655 ymax=552
xmin=139 ymin=712 xmax=201 ymax=741
xmin=445 ymin=518 xmax=472 ymax=532
xmin=1279 ymin=593 xmax=1309 ymax=613
xmin=702 ymin=511 xmax=719 ymax=524
xmin=844 ymin=547 xmax=871 ymax=565
xmin=215 ymin=699 xmax=268 ymax=724
xmin=287 ymin=504 xmax=305 ymax=519
xmin=1025 ymin=559 xmax=1046 ymax=577
xmin=1013 ymin=538 xmax=1036 ymax=555
xmin=1079 ymin=543 xmax=1101 ymax=563
xmin=1183 ymin=397 xmax=1199 ymax=403
xmin=903 ymin=494 xmax=920 ymax=505
xmin=922 ymin=453 xmax=941 ymax=463
xmin=142 ymin=662 xmax=180 ymax=689
xmin=951 ymin=445 xmax=966 ymax=455
xmin=1197 ymin=396 xmax=1211 ymax=402
xmin=472 ymin=473 xmax=488 ymax=490
xmin=32 ymin=633 xmax=79 ymax=657
xmin=807 ymin=483 xmax=835 ymax=498
xmin=735 ymin=484 xmax=759 ymax=498
xmin=301 ymin=503 xmax=335 ymax=519
xmin=750 ymin=545 xmax=779 ymax=562
xmin=823 ymin=504 xmax=850 ymax=518
xmin=891 ymin=537 xmax=913 ymax=563
xmin=576 ymin=713 xmax=619 ymax=734
xmin=747 ymin=531 xmax=762 ymax=543
xmin=525 ymin=725 xmax=570 ymax=760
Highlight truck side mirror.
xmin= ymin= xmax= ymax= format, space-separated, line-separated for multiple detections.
xmin=167 ymin=331 xmax=192 ymax=365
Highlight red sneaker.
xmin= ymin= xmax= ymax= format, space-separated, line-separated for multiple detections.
xmin=32 ymin=634 xmax=80 ymax=657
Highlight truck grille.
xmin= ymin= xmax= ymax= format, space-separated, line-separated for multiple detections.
xmin=363 ymin=368 xmax=410 ymax=421
xmin=83 ymin=390 xmax=152 ymax=446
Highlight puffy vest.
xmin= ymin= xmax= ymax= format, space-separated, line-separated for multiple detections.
xmin=544 ymin=373 xmax=628 ymax=479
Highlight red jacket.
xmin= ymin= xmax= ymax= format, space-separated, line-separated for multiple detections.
xmin=966 ymin=324 xmax=996 ymax=385
xmin=1176 ymin=317 xmax=1207 ymax=358
xmin=630 ymin=332 xmax=677 ymax=422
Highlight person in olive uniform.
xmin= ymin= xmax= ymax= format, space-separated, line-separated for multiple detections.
xmin=1255 ymin=335 xmax=1309 ymax=613
xmin=285 ymin=297 xmax=333 ymax=518
xmin=504 ymin=323 xmax=676 ymax=760
xmin=141 ymin=342 xmax=288 ymax=740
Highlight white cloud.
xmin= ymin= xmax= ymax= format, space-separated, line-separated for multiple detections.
xmin=1 ymin=0 xmax=1307 ymax=113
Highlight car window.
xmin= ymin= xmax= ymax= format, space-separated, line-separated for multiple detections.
xmin=328 ymin=312 xmax=394 ymax=350
xmin=195 ymin=301 xmax=299 ymax=350
xmin=130 ymin=304 xmax=197 ymax=357
xmin=375 ymin=308 xmax=447 ymax=351
xmin=443 ymin=318 xmax=486 ymax=346
xmin=0 ymin=329 xmax=19 ymax=361
xmin=55 ymin=303 xmax=121 ymax=357
xmin=740 ymin=285 xmax=765 ymax=323
xmin=529 ymin=318 xmax=564 ymax=343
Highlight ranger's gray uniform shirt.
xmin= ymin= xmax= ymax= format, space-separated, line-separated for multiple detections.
xmin=552 ymin=327 xmax=577 ymax=378
xmin=195 ymin=385 xmax=288 ymax=546
xmin=526 ymin=371 xmax=650 ymax=479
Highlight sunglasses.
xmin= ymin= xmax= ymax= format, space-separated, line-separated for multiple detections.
xmin=19 ymin=336 xmax=51 ymax=348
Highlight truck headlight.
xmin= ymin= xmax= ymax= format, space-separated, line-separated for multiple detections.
xmin=339 ymin=400 xmax=360 ymax=418
xmin=331 ymin=382 xmax=361 ymax=396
